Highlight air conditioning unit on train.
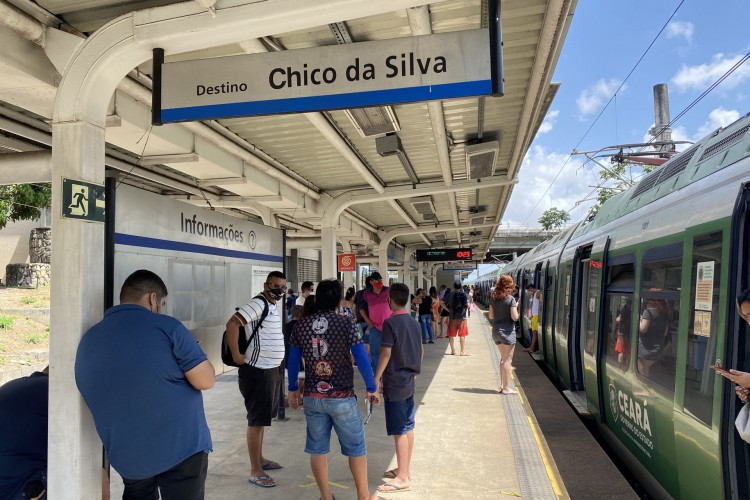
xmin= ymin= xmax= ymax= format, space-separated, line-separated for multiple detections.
xmin=465 ymin=141 xmax=499 ymax=179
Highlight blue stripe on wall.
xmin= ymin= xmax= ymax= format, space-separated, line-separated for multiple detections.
xmin=115 ymin=233 xmax=284 ymax=262
xmin=162 ymin=80 xmax=491 ymax=122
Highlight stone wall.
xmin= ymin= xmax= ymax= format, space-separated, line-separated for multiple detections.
xmin=5 ymin=262 xmax=51 ymax=288
xmin=29 ymin=227 xmax=51 ymax=264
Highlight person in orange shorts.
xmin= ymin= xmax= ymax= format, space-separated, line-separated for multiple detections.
xmin=445 ymin=282 xmax=469 ymax=355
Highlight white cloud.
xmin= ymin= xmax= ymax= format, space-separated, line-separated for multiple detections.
xmin=671 ymin=53 xmax=750 ymax=92
xmin=665 ymin=20 xmax=694 ymax=42
xmin=538 ymin=110 xmax=559 ymax=134
xmin=576 ymin=79 xmax=623 ymax=117
xmin=503 ymin=145 xmax=599 ymax=227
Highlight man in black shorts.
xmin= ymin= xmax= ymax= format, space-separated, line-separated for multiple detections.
xmin=225 ymin=270 xmax=287 ymax=488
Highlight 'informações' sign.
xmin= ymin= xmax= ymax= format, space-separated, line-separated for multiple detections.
xmin=158 ymin=29 xmax=492 ymax=123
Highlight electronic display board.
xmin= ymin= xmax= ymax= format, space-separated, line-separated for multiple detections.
xmin=415 ymin=248 xmax=473 ymax=262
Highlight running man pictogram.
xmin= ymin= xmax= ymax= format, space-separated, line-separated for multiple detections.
xmin=69 ymin=187 xmax=88 ymax=216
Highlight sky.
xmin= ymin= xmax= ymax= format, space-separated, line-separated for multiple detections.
xmin=503 ymin=0 xmax=750 ymax=227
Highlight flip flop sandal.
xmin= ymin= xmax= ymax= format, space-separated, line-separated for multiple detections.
xmin=377 ymin=482 xmax=411 ymax=493
xmin=261 ymin=460 xmax=283 ymax=470
xmin=248 ymin=474 xmax=276 ymax=488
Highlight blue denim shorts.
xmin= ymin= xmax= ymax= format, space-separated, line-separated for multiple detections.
xmin=384 ymin=396 xmax=416 ymax=436
xmin=357 ymin=322 xmax=370 ymax=344
xmin=303 ymin=396 xmax=367 ymax=457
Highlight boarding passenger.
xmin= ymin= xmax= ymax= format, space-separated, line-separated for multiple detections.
xmin=467 ymin=285 xmax=475 ymax=317
xmin=446 ymin=282 xmax=469 ymax=356
xmin=296 ymin=281 xmax=315 ymax=306
xmin=361 ymin=272 xmax=392 ymax=372
xmin=523 ymin=284 xmax=540 ymax=353
xmin=373 ymin=283 xmax=423 ymax=494
xmin=489 ymin=275 xmax=520 ymax=395
xmin=225 ymin=270 xmax=286 ymax=488
xmin=287 ymin=279 xmax=378 ymax=500
xmin=717 ymin=289 xmax=750 ymax=397
xmin=76 ymin=270 xmax=214 ymax=500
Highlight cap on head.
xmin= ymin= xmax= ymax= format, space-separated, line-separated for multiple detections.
xmin=370 ymin=271 xmax=383 ymax=280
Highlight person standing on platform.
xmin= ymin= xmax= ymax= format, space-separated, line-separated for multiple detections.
xmin=373 ymin=283 xmax=423 ymax=494
xmin=287 ymin=279 xmax=379 ymax=500
xmin=417 ymin=288 xmax=434 ymax=344
xmin=285 ymin=289 xmax=298 ymax=322
xmin=296 ymin=281 xmax=315 ymax=307
xmin=716 ymin=290 xmax=750 ymax=398
xmin=438 ymin=286 xmax=451 ymax=339
xmin=446 ymin=282 xmax=469 ymax=356
xmin=225 ymin=270 xmax=287 ymax=489
xmin=489 ymin=275 xmax=520 ymax=395
xmin=0 ymin=367 xmax=49 ymax=500
xmin=429 ymin=286 xmax=440 ymax=339
xmin=361 ymin=272 xmax=391 ymax=372
xmin=353 ymin=276 xmax=372 ymax=357
xmin=76 ymin=270 xmax=214 ymax=500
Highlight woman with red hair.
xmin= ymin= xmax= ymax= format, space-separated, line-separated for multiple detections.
xmin=488 ymin=275 xmax=520 ymax=394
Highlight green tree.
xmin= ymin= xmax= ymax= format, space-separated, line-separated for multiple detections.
xmin=594 ymin=161 xmax=656 ymax=209
xmin=0 ymin=184 xmax=51 ymax=230
xmin=538 ymin=207 xmax=570 ymax=230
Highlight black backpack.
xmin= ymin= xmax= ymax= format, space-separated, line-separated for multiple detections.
xmin=221 ymin=294 xmax=269 ymax=367
xmin=451 ymin=290 xmax=467 ymax=314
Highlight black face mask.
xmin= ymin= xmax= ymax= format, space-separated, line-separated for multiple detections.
xmin=268 ymin=288 xmax=285 ymax=300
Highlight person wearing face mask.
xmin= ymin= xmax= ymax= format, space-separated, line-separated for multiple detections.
xmin=360 ymin=271 xmax=392 ymax=373
xmin=75 ymin=270 xmax=215 ymax=500
xmin=225 ymin=270 xmax=288 ymax=489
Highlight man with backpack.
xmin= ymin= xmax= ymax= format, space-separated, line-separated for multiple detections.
xmin=224 ymin=270 xmax=286 ymax=488
xmin=446 ymin=282 xmax=470 ymax=356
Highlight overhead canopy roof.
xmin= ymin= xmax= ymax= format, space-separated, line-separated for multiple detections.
xmin=0 ymin=0 xmax=575 ymax=262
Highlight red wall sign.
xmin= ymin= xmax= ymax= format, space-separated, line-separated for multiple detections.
xmin=337 ymin=253 xmax=356 ymax=272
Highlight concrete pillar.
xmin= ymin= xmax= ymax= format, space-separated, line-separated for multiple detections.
xmin=48 ymin=120 xmax=105 ymax=499
xmin=288 ymin=249 xmax=300 ymax=292
xmin=321 ymin=226 xmax=337 ymax=280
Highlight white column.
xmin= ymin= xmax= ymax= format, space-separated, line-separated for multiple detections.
xmin=320 ymin=226 xmax=337 ymax=280
xmin=48 ymin=120 xmax=106 ymax=499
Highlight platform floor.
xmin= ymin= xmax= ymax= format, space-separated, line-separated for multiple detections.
xmin=109 ymin=311 xmax=637 ymax=499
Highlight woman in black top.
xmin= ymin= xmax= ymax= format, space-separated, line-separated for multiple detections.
xmin=417 ymin=289 xmax=434 ymax=343
xmin=488 ymin=275 xmax=520 ymax=394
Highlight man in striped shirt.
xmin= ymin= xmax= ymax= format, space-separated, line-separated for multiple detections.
xmin=225 ymin=270 xmax=286 ymax=488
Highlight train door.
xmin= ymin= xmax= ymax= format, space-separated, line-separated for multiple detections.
xmin=554 ymin=262 xmax=573 ymax=387
xmin=544 ymin=262 xmax=559 ymax=370
xmin=724 ymin=182 xmax=750 ymax=499
xmin=569 ymin=245 xmax=593 ymax=391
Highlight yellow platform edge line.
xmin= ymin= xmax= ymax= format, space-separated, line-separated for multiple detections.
xmin=511 ymin=371 xmax=570 ymax=500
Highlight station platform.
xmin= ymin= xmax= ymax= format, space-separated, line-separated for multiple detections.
xmin=109 ymin=311 xmax=637 ymax=499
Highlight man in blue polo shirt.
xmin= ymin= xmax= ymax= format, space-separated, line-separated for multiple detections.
xmin=76 ymin=270 xmax=215 ymax=500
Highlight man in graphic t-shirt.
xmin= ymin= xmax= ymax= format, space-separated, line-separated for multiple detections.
xmin=287 ymin=279 xmax=378 ymax=500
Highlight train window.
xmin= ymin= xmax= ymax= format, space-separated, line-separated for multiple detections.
xmin=605 ymin=262 xmax=635 ymax=370
xmin=606 ymin=294 xmax=634 ymax=370
xmin=637 ymin=256 xmax=682 ymax=392
xmin=684 ymin=231 xmax=722 ymax=426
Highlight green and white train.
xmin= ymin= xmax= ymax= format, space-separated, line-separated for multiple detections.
xmin=502 ymin=112 xmax=750 ymax=499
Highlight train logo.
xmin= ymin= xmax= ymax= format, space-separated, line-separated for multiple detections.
xmin=609 ymin=384 xmax=619 ymax=423
xmin=248 ymin=230 xmax=257 ymax=249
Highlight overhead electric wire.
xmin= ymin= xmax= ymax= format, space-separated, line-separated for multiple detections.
xmin=522 ymin=0 xmax=685 ymax=224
